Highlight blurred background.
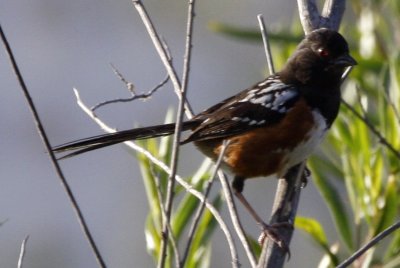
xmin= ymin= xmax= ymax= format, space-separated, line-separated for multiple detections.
xmin=1 ymin=0 xmax=392 ymax=267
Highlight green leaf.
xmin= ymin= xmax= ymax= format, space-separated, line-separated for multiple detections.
xmin=310 ymin=158 xmax=354 ymax=251
xmin=295 ymin=216 xmax=339 ymax=266
xmin=186 ymin=195 xmax=222 ymax=268
xmin=208 ymin=21 xmax=302 ymax=43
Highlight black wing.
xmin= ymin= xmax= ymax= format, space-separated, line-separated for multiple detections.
xmin=183 ymin=75 xmax=300 ymax=143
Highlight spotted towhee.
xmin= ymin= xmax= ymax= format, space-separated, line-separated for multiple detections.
xmin=54 ymin=28 xmax=356 ymax=246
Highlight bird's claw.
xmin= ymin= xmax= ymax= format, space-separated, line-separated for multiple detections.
xmin=257 ymin=221 xmax=292 ymax=260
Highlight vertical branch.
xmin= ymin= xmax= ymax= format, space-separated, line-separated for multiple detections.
xmin=321 ymin=0 xmax=346 ymax=31
xmin=17 ymin=236 xmax=29 ymax=268
xmin=158 ymin=0 xmax=196 ymax=267
xmin=297 ymin=0 xmax=320 ymax=34
xmin=257 ymin=15 xmax=275 ymax=75
xmin=132 ymin=0 xmax=194 ymax=118
xmin=0 ymin=24 xmax=107 ymax=268
xmin=257 ymin=164 xmax=305 ymax=268
xmin=297 ymin=0 xmax=346 ymax=33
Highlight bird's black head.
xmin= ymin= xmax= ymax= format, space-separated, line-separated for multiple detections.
xmin=281 ymin=28 xmax=357 ymax=87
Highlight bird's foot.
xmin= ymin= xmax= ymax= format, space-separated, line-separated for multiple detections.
xmin=257 ymin=221 xmax=293 ymax=259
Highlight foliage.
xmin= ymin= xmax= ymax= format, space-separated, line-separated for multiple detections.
xmin=135 ymin=111 xmax=221 ymax=267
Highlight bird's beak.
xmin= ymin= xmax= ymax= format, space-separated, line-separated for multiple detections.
xmin=334 ymin=54 xmax=357 ymax=67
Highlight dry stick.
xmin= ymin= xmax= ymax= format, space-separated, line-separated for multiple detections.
xmin=17 ymin=236 xmax=29 ymax=268
xmin=297 ymin=0 xmax=345 ymax=33
xmin=337 ymin=220 xmax=400 ymax=268
xmin=91 ymin=69 xmax=170 ymax=111
xmin=133 ymin=0 xmax=255 ymax=265
xmin=158 ymin=0 xmax=196 ymax=267
xmin=0 ymin=25 xmax=107 ymax=268
xmin=340 ymin=68 xmax=400 ymax=160
xmin=180 ymin=140 xmax=232 ymax=267
xmin=257 ymin=15 xmax=275 ymax=75
xmin=257 ymin=163 xmax=306 ymax=268
xmin=73 ymin=88 xmax=239 ymax=264
xmin=341 ymin=99 xmax=400 ymax=160
xmin=132 ymin=0 xmax=194 ymax=118
xmin=217 ymin=170 xmax=250 ymax=268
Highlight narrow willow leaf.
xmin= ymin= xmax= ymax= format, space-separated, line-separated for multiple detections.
xmin=295 ymin=216 xmax=339 ymax=266
xmin=310 ymin=159 xmax=354 ymax=251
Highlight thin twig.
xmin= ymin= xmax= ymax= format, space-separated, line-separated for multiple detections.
xmin=91 ymin=68 xmax=169 ymax=111
xmin=0 ymin=24 xmax=107 ymax=268
xmin=149 ymin=165 xmax=181 ymax=268
xmin=257 ymin=15 xmax=275 ymax=75
xmin=158 ymin=1 xmax=196 ymax=267
xmin=341 ymin=99 xmax=400 ymax=160
xmin=341 ymin=56 xmax=400 ymax=160
xmin=17 ymin=235 xmax=29 ymax=268
xmin=132 ymin=0 xmax=194 ymax=118
xmin=180 ymin=140 xmax=231 ymax=267
xmin=73 ymin=88 xmax=239 ymax=264
xmin=217 ymin=170 xmax=250 ymax=268
xmin=337 ymin=220 xmax=400 ymax=268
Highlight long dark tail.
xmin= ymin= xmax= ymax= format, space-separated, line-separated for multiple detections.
xmin=53 ymin=121 xmax=199 ymax=159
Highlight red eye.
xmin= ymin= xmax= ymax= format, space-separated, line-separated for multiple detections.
xmin=318 ymin=47 xmax=330 ymax=57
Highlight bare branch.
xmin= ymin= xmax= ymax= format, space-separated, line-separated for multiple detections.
xmin=257 ymin=163 xmax=305 ymax=268
xmin=158 ymin=0 xmax=197 ymax=266
xmin=17 ymin=235 xmax=29 ymax=268
xmin=297 ymin=0 xmax=346 ymax=34
xmin=73 ymin=88 xmax=239 ymax=265
xmin=0 ymin=24 xmax=107 ymax=268
xmin=131 ymin=0 xmax=194 ymax=118
xmin=91 ymin=66 xmax=169 ymax=111
xmin=337 ymin=220 xmax=400 ymax=268
xmin=321 ymin=0 xmax=345 ymax=30
xmin=257 ymin=15 xmax=275 ymax=75
xmin=341 ymin=99 xmax=400 ymax=160
xmin=218 ymin=169 xmax=254 ymax=267
xmin=297 ymin=0 xmax=320 ymax=34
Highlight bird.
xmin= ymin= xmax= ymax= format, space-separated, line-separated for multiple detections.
xmin=53 ymin=28 xmax=356 ymax=248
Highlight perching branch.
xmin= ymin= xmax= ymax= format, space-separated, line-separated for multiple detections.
xmin=0 ymin=24 xmax=107 ymax=268
xmin=158 ymin=0 xmax=196 ymax=266
xmin=257 ymin=163 xmax=305 ymax=268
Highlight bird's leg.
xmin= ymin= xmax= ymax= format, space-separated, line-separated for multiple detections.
xmin=232 ymin=176 xmax=292 ymax=252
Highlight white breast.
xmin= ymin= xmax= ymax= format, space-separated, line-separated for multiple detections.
xmin=281 ymin=109 xmax=328 ymax=174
